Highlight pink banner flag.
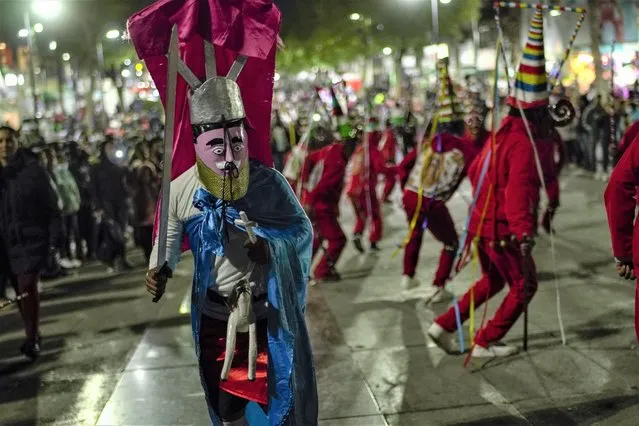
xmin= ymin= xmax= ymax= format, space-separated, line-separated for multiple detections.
xmin=128 ymin=0 xmax=281 ymax=180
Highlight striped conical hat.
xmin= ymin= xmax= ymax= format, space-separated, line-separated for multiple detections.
xmin=507 ymin=9 xmax=548 ymax=109
xmin=436 ymin=58 xmax=463 ymax=124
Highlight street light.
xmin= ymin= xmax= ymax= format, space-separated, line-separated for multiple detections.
xmin=105 ymin=29 xmax=121 ymax=40
xmin=33 ymin=23 xmax=44 ymax=33
xmin=32 ymin=0 xmax=63 ymax=19
xmin=49 ymin=40 xmax=57 ymax=51
xmin=4 ymin=73 xmax=18 ymax=87
xmin=18 ymin=29 xmax=29 ymax=38
xmin=383 ymin=47 xmax=393 ymax=55
xmin=62 ymin=52 xmax=70 ymax=61
xmin=349 ymin=13 xmax=361 ymax=21
xmin=440 ymin=0 xmax=451 ymax=4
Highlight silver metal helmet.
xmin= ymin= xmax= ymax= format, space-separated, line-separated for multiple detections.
xmin=189 ymin=77 xmax=245 ymax=126
xmin=174 ymin=39 xmax=249 ymax=127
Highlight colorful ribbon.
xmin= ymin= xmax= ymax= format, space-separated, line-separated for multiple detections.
xmin=492 ymin=2 xmax=586 ymax=14
xmin=491 ymin=2 xmax=585 ymax=347
xmin=550 ymin=12 xmax=587 ymax=89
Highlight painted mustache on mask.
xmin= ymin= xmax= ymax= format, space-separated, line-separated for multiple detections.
xmin=221 ymin=160 xmax=241 ymax=178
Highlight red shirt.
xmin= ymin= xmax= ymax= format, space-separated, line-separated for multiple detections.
xmin=300 ymin=143 xmax=346 ymax=212
xmin=467 ymin=116 xmax=541 ymax=240
xmin=378 ymin=129 xmax=398 ymax=165
xmin=344 ymin=132 xmax=386 ymax=197
xmin=604 ymin=137 xmax=639 ymax=266
xmin=619 ymin=120 xmax=639 ymax=157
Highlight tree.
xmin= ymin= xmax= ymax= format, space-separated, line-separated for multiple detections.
xmin=49 ymin=1 xmax=147 ymax=130
xmin=277 ymin=0 xmax=482 ymax=74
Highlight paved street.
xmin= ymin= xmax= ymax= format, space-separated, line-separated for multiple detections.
xmin=2 ymin=169 xmax=639 ymax=425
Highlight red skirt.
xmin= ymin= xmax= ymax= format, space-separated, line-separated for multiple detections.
xmin=200 ymin=315 xmax=269 ymax=405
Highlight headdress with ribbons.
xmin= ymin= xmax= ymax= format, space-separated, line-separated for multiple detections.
xmin=494 ymin=1 xmax=586 ymax=126
xmin=507 ymin=8 xmax=548 ymax=109
xmin=451 ymin=2 xmax=588 ymax=363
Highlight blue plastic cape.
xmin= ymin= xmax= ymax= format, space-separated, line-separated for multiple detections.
xmin=183 ymin=161 xmax=318 ymax=425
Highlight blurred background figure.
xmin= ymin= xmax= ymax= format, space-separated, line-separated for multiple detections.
xmin=271 ymin=111 xmax=290 ymax=172
xmin=0 ymin=126 xmax=61 ymax=360
xmin=67 ymin=142 xmax=96 ymax=262
xmin=91 ymin=137 xmax=132 ymax=272
xmin=128 ymin=141 xmax=159 ymax=264
xmin=53 ymin=149 xmax=82 ymax=268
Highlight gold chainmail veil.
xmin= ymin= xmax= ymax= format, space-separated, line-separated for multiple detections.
xmin=196 ymin=157 xmax=249 ymax=201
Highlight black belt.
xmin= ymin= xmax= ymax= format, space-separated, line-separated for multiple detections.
xmin=207 ymin=289 xmax=268 ymax=306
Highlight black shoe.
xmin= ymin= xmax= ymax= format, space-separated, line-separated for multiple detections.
xmin=370 ymin=243 xmax=380 ymax=252
xmin=353 ymin=235 xmax=365 ymax=254
xmin=20 ymin=340 xmax=41 ymax=361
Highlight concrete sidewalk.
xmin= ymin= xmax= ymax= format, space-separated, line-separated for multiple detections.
xmin=96 ymin=171 xmax=639 ymax=425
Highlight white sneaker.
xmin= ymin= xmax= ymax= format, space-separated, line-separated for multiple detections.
xmin=427 ymin=322 xmax=460 ymax=354
xmin=471 ymin=342 xmax=519 ymax=358
xmin=400 ymin=275 xmax=420 ymax=290
xmin=71 ymin=259 xmax=82 ymax=268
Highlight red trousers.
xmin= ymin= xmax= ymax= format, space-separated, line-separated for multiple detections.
xmin=312 ymin=209 xmax=346 ymax=279
xmin=402 ymin=191 xmax=458 ymax=286
xmin=381 ymin=169 xmax=397 ymax=202
xmin=435 ymin=239 xmax=538 ymax=347
xmin=350 ymin=189 xmax=382 ymax=243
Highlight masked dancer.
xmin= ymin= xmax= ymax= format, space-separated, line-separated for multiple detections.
xmin=129 ymin=1 xmax=318 ymax=424
xmin=397 ymin=59 xmax=485 ymax=298
xmin=429 ymin=10 xmax=573 ymax=357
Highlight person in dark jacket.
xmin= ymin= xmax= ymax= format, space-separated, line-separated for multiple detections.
xmin=0 ymin=126 xmax=61 ymax=360
xmin=91 ymin=138 xmax=132 ymax=271
xmin=53 ymin=149 xmax=82 ymax=267
xmin=67 ymin=142 xmax=95 ymax=261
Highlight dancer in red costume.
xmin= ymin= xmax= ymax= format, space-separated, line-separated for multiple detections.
xmin=282 ymin=122 xmax=332 ymax=194
xmin=428 ymin=10 xmax=575 ymax=358
xmin=345 ymin=118 xmax=387 ymax=253
xmin=379 ymin=119 xmax=400 ymax=203
xmin=301 ymin=132 xmax=357 ymax=283
xmin=618 ymin=120 xmax=639 ymax=158
xmin=604 ymin=128 xmax=639 ymax=343
xmin=397 ymin=60 xmax=485 ymax=300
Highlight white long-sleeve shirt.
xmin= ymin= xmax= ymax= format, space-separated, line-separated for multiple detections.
xmin=149 ymin=165 xmax=266 ymax=320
